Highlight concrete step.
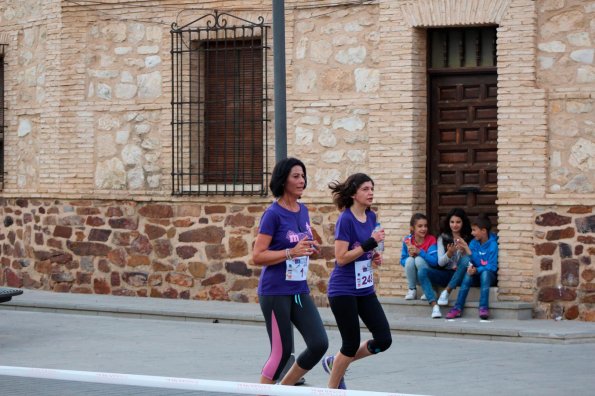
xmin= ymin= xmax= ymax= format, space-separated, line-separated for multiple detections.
xmin=380 ymin=287 xmax=533 ymax=320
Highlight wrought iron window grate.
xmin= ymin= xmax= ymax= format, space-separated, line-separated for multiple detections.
xmin=428 ymin=27 xmax=497 ymax=69
xmin=171 ymin=11 xmax=270 ymax=196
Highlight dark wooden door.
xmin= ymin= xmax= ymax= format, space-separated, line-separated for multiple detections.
xmin=429 ymin=73 xmax=498 ymax=233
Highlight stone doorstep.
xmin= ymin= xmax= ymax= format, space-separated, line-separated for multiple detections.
xmin=379 ymin=287 xmax=534 ymax=320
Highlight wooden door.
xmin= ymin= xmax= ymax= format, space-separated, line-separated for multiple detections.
xmin=429 ymin=73 xmax=498 ymax=233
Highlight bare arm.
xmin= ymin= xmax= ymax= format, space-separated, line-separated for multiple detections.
xmin=335 ymin=240 xmax=365 ymax=266
xmin=252 ymin=234 xmax=317 ymax=266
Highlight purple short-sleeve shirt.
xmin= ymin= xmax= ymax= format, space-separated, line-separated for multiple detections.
xmin=327 ymin=208 xmax=376 ymax=297
xmin=257 ymin=201 xmax=313 ymax=296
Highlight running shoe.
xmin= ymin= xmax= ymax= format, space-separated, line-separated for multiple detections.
xmin=479 ymin=306 xmax=490 ymax=320
xmin=321 ymin=355 xmax=346 ymax=390
xmin=446 ymin=307 xmax=462 ymax=319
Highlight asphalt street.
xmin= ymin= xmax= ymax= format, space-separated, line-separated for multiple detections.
xmin=1 ymin=310 xmax=594 ymax=396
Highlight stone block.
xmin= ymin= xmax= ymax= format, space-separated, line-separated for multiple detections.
xmin=53 ymin=225 xmax=72 ymax=239
xmin=582 ymin=269 xmax=595 ymax=282
xmin=576 ymin=215 xmax=595 ymax=233
xmin=179 ymin=226 xmax=224 ymax=244
xmin=145 ymin=224 xmax=166 ymax=240
xmin=152 ymin=239 xmax=172 ymax=258
xmin=540 ymin=257 xmax=553 ymax=271
xmin=535 ymin=212 xmax=571 ymax=226
xmin=108 ymin=217 xmax=138 ymax=230
xmin=88 ymin=229 xmax=111 ymax=242
xmin=176 ymin=245 xmax=197 ymax=259
xmin=224 ymin=213 xmax=255 ymax=228
xmin=208 ymin=285 xmax=229 ymax=301
xmin=202 ymin=273 xmax=226 ymax=286
xmin=561 ymin=259 xmax=580 ymax=286
xmin=538 ymin=286 xmax=576 ymax=302
xmin=558 ymin=242 xmax=572 ymax=258
xmin=67 ymin=241 xmax=110 ymax=257
xmin=565 ymin=305 xmax=580 ymax=320
xmin=138 ymin=204 xmax=173 ymax=218
xmin=225 ymin=261 xmax=252 ymax=277
xmin=545 ymin=227 xmax=575 ymax=240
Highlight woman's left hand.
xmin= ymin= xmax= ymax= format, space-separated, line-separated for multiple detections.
xmin=372 ymin=251 xmax=383 ymax=266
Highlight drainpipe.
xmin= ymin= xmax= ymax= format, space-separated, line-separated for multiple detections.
xmin=272 ymin=0 xmax=287 ymax=161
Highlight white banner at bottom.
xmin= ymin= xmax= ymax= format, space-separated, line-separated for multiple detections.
xmin=0 ymin=366 xmax=428 ymax=396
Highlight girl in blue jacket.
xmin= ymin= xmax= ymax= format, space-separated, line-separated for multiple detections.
xmin=446 ymin=214 xmax=498 ymax=320
xmin=400 ymin=213 xmax=438 ymax=300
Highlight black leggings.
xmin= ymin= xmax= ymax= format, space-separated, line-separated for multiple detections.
xmin=259 ymin=294 xmax=328 ymax=381
xmin=329 ymin=293 xmax=392 ymax=357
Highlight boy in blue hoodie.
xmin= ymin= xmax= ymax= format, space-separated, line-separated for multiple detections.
xmin=446 ymin=214 xmax=498 ymax=320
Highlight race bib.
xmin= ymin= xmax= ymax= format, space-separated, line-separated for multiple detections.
xmin=285 ymin=256 xmax=309 ymax=281
xmin=355 ymin=259 xmax=373 ymax=289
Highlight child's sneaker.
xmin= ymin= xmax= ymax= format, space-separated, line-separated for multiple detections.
xmin=479 ymin=307 xmax=490 ymax=320
xmin=420 ymin=294 xmax=427 ymax=301
xmin=405 ymin=289 xmax=417 ymax=300
xmin=446 ymin=307 xmax=462 ymax=319
xmin=431 ymin=304 xmax=442 ymax=318
xmin=321 ymin=355 xmax=346 ymax=390
xmin=437 ymin=290 xmax=449 ymax=306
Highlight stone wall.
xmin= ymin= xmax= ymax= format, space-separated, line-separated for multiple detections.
xmin=534 ymin=206 xmax=595 ymax=321
xmin=0 ymin=0 xmax=594 ymax=318
xmin=0 ymin=198 xmax=339 ymax=305
xmin=537 ymin=0 xmax=595 ymax=194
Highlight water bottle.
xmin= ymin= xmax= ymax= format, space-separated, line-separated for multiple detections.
xmin=374 ymin=222 xmax=384 ymax=252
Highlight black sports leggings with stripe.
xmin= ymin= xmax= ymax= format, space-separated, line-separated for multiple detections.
xmin=259 ymin=294 xmax=328 ymax=381
xmin=329 ymin=293 xmax=392 ymax=357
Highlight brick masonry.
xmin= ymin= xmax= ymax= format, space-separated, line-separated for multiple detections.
xmin=0 ymin=0 xmax=594 ymax=320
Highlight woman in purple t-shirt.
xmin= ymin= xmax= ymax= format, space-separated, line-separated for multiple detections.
xmin=321 ymin=173 xmax=392 ymax=390
xmin=252 ymin=157 xmax=328 ymax=386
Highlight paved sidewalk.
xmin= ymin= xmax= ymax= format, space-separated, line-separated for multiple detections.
xmin=2 ymin=290 xmax=595 ymax=344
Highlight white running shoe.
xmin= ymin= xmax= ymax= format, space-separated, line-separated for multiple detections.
xmin=431 ymin=304 xmax=442 ymax=318
xmin=437 ymin=290 xmax=450 ymax=306
xmin=405 ymin=289 xmax=417 ymax=300
xmin=420 ymin=294 xmax=427 ymax=301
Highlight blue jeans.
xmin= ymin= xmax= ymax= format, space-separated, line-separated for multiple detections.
xmin=404 ymin=256 xmax=429 ymax=290
xmin=418 ymin=267 xmax=453 ymax=303
xmin=454 ymin=270 xmax=497 ymax=310
xmin=446 ymin=255 xmax=471 ymax=290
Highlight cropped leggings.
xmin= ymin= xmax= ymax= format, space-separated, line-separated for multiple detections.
xmin=329 ymin=293 xmax=392 ymax=357
xmin=259 ymin=294 xmax=328 ymax=381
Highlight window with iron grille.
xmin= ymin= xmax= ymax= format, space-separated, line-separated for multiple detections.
xmin=171 ymin=12 xmax=270 ymax=196
xmin=428 ymin=27 xmax=497 ymax=70
xmin=0 ymin=48 xmax=5 ymax=190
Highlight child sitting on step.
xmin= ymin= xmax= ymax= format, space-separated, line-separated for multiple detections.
xmin=400 ymin=213 xmax=438 ymax=301
xmin=446 ymin=214 xmax=498 ymax=320
xmin=417 ymin=207 xmax=472 ymax=318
